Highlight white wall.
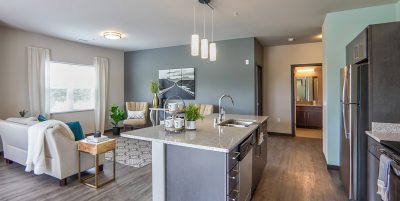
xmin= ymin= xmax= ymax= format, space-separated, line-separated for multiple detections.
xmin=0 ymin=26 xmax=124 ymax=133
xmin=263 ymin=42 xmax=323 ymax=134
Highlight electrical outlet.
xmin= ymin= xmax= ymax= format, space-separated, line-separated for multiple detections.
xmin=276 ymin=117 xmax=281 ymax=123
xmin=245 ymin=59 xmax=249 ymax=65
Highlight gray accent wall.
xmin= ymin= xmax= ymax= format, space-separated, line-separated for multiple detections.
xmin=124 ymin=37 xmax=260 ymax=115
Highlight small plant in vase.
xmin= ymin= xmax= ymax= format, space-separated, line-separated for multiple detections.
xmin=184 ymin=103 xmax=204 ymax=130
xmin=110 ymin=104 xmax=125 ymax=135
xmin=19 ymin=110 xmax=28 ymax=118
xmin=150 ymin=80 xmax=160 ymax=108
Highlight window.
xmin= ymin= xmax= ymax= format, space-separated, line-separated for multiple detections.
xmin=48 ymin=62 xmax=96 ymax=113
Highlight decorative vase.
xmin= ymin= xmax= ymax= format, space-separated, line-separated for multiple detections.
xmin=152 ymin=93 xmax=159 ymax=108
xmin=186 ymin=120 xmax=196 ymax=130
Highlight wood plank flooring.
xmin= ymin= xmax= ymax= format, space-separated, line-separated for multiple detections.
xmin=296 ymin=128 xmax=323 ymax=139
xmin=252 ymin=135 xmax=347 ymax=201
xmin=0 ymin=156 xmax=152 ymax=201
xmin=0 ymin=135 xmax=346 ymax=201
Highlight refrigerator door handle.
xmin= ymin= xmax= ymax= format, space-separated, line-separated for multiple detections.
xmin=342 ymin=67 xmax=350 ymax=139
xmin=342 ymin=67 xmax=347 ymax=103
xmin=342 ymin=105 xmax=349 ymax=139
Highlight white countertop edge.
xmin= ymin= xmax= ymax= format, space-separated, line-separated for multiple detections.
xmin=365 ymin=131 xmax=381 ymax=142
xmin=121 ymin=133 xmax=230 ymax=153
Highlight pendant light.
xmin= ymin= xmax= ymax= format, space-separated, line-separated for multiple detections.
xmin=191 ymin=0 xmax=199 ymax=56
xmin=200 ymin=4 xmax=209 ymax=59
xmin=209 ymin=9 xmax=216 ymax=61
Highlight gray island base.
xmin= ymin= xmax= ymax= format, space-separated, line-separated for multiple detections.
xmin=121 ymin=114 xmax=269 ymax=201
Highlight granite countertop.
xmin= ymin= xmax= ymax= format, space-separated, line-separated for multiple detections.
xmin=365 ymin=122 xmax=400 ymax=142
xmin=121 ymin=114 xmax=269 ymax=153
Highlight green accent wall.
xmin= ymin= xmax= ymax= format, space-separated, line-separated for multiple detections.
xmin=322 ymin=3 xmax=399 ymax=165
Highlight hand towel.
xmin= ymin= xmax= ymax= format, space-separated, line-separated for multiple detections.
xmin=378 ymin=154 xmax=392 ymax=201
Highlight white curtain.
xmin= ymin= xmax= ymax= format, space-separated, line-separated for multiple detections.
xmin=28 ymin=46 xmax=51 ymax=117
xmin=94 ymin=57 xmax=109 ymax=133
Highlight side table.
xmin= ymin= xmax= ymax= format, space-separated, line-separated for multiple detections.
xmin=149 ymin=108 xmax=167 ymax=126
xmin=78 ymin=139 xmax=116 ymax=189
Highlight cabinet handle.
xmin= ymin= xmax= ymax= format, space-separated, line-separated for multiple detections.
xmin=231 ymin=152 xmax=240 ymax=160
xmin=229 ymin=190 xmax=239 ymax=201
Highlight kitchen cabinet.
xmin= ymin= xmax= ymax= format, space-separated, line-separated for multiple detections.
xmin=296 ymin=106 xmax=322 ymax=128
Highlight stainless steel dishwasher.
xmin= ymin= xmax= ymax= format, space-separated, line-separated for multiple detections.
xmin=239 ymin=133 xmax=255 ymax=201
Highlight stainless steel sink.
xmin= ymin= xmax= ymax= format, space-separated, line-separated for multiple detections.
xmin=218 ymin=119 xmax=256 ymax=128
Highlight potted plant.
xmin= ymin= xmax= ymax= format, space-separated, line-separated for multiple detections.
xmin=19 ymin=110 xmax=28 ymax=117
xmin=150 ymin=80 xmax=160 ymax=108
xmin=185 ymin=103 xmax=204 ymax=130
xmin=110 ymin=104 xmax=125 ymax=135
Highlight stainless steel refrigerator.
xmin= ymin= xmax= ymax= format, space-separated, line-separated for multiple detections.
xmin=340 ymin=64 xmax=369 ymax=201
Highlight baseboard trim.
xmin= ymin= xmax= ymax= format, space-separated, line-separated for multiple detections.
xmin=268 ymin=132 xmax=294 ymax=137
xmin=322 ymin=154 xmax=340 ymax=170
xmin=327 ymin=165 xmax=340 ymax=170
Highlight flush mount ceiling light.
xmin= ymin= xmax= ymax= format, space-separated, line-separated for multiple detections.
xmin=296 ymin=69 xmax=315 ymax=73
xmin=103 ymin=31 xmax=122 ymax=40
xmin=288 ymin=37 xmax=295 ymax=42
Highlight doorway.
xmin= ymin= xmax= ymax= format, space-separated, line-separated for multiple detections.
xmin=291 ymin=63 xmax=323 ymax=138
xmin=255 ymin=65 xmax=263 ymax=116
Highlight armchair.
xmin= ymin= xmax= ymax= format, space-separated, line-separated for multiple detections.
xmin=195 ymin=104 xmax=214 ymax=116
xmin=123 ymin=102 xmax=149 ymax=130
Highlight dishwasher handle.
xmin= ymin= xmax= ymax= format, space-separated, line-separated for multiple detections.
xmin=238 ymin=133 xmax=255 ymax=161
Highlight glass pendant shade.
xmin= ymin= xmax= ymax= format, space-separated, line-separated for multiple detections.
xmin=201 ymin=38 xmax=209 ymax=59
xmin=209 ymin=42 xmax=216 ymax=61
xmin=191 ymin=34 xmax=200 ymax=56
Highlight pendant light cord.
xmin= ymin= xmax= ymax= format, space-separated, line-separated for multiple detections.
xmin=203 ymin=4 xmax=206 ymax=38
xmin=193 ymin=0 xmax=196 ymax=33
xmin=211 ymin=10 xmax=214 ymax=42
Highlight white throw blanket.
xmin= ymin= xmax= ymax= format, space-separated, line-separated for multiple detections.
xmin=6 ymin=117 xmax=38 ymax=126
xmin=25 ymin=120 xmax=73 ymax=175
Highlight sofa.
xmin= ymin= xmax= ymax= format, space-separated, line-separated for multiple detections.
xmin=0 ymin=119 xmax=105 ymax=186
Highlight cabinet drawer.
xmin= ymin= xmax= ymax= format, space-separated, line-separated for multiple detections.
xmin=227 ymin=164 xmax=239 ymax=195
xmin=226 ymin=184 xmax=239 ymax=201
xmin=227 ymin=148 xmax=239 ymax=171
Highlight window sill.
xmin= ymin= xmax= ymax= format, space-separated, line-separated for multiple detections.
xmin=50 ymin=109 xmax=94 ymax=115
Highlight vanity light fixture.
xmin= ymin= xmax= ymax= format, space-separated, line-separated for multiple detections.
xmin=296 ymin=69 xmax=315 ymax=73
xmin=103 ymin=31 xmax=122 ymax=40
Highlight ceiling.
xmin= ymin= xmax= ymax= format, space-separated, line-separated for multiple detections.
xmin=0 ymin=0 xmax=397 ymax=51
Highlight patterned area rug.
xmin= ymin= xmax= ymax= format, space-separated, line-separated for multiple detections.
xmin=105 ymin=137 xmax=152 ymax=168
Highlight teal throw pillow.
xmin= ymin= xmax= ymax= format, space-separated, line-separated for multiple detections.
xmin=65 ymin=121 xmax=85 ymax=141
xmin=37 ymin=114 xmax=47 ymax=122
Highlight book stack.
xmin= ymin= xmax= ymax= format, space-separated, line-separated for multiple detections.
xmin=86 ymin=135 xmax=109 ymax=143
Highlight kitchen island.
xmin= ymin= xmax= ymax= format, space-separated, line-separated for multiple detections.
xmin=122 ymin=114 xmax=268 ymax=201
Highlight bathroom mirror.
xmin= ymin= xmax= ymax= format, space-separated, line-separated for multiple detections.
xmin=296 ymin=76 xmax=318 ymax=102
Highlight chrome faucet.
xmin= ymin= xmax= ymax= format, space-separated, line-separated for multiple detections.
xmin=218 ymin=94 xmax=235 ymax=123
